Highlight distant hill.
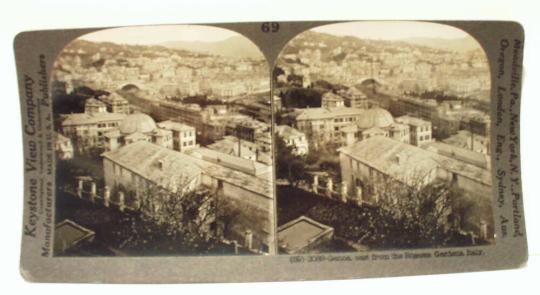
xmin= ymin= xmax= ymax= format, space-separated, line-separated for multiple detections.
xmin=398 ymin=37 xmax=480 ymax=52
xmin=160 ymin=36 xmax=263 ymax=59
xmin=281 ymin=30 xmax=459 ymax=57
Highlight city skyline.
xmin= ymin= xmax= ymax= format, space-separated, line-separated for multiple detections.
xmin=52 ymin=24 xmax=275 ymax=256
xmin=51 ymin=21 xmax=493 ymax=256
xmin=274 ymin=21 xmax=493 ymax=254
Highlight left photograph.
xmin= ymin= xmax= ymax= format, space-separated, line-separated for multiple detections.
xmin=51 ymin=25 xmax=275 ymax=256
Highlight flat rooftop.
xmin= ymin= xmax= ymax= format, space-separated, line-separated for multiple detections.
xmin=278 ymin=216 xmax=333 ymax=253
xmin=54 ymin=219 xmax=95 ymax=253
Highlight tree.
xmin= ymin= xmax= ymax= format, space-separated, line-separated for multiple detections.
xmin=281 ymin=87 xmax=323 ymax=108
xmin=312 ymin=79 xmax=348 ymax=92
xmin=275 ymin=135 xmax=307 ymax=187
xmin=114 ymin=175 xmax=246 ymax=253
xmin=106 ymin=177 xmax=221 ymax=253
xmin=272 ymin=66 xmax=285 ymax=82
xmin=367 ymin=172 xmax=464 ymax=248
xmin=136 ymin=182 xmax=217 ymax=250
xmin=287 ymin=74 xmax=304 ymax=87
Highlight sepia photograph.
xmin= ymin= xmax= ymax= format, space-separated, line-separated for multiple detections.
xmin=51 ymin=25 xmax=276 ymax=256
xmin=273 ymin=21 xmax=494 ymax=254
xmin=11 ymin=14 xmax=530 ymax=283
xmin=4 ymin=0 xmax=538 ymax=288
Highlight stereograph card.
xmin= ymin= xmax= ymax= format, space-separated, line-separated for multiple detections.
xmin=14 ymin=21 xmax=527 ymax=282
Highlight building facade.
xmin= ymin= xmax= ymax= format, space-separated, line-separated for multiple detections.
xmin=61 ymin=112 xmax=126 ymax=152
xmin=340 ymin=87 xmax=369 ymax=109
xmin=102 ymin=141 xmax=276 ymax=254
xmin=104 ymin=113 xmax=173 ymax=152
xmin=338 ymin=108 xmax=410 ymax=146
xmin=293 ymin=107 xmax=366 ymax=146
xmin=321 ymin=92 xmax=345 ymax=108
xmin=395 ymin=115 xmax=432 ymax=146
xmin=54 ymin=132 xmax=74 ymax=160
xmin=276 ymin=125 xmax=309 ymax=156
xmin=157 ymin=120 xmax=197 ymax=152
xmin=338 ymin=136 xmax=493 ymax=238
xmin=99 ymin=93 xmax=130 ymax=114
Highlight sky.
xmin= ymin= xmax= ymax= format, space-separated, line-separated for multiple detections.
xmin=79 ymin=25 xmax=239 ymax=45
xmin=312 ymin=21 xmax=471 ymax=40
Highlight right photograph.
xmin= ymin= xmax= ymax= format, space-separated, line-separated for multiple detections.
xmin=273 ymin=21 xmax=493 ymax=254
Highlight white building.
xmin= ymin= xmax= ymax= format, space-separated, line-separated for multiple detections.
xmin=157 ymin=120 xmax=197 ymax=152
xmin=338 ymin=136 xmax=492 ymax=238
xmin=395 ymin=115 xmax=432 ymax=146
xmin=61 ymin=112 xmax=126 ymax=152
xmin=275 ymin=125 xmax=309 ymax=156
xmin=102 ymin=141 xmax=275 ymax=253
xmin=104 ymin=113 xmax=173 ymax=152
xmin=321 ymin=92 xmax=345 ymax=108
xmin=54 ymin=132 xmax=74 ymax=160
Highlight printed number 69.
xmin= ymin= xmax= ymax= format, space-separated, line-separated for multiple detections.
xmin=261 ymin=22 xmax=280 ymax=33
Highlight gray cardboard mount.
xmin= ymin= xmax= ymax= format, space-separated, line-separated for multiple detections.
xmin=15 ymin=21 xmax=527 ymax=283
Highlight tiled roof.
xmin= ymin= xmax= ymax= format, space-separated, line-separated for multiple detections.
xmin=339 ymin=136 xmax=491 ymax=186
xmin=157 ymin=120 xmax=195 ymax=132
xmin=424 ymin=142 xmax=489 ymax=169
xmin=295 ymin=107 xmax=365 ymax=121
xmin=276 ymin=125 xmax=305 ymax=138
xmin=322 ymin=92 xmax=344 ymax=101
xmin=62 ymin=112 xmax=126 ymax=126
xmin=102 ymin=141 xmax=203 ymax=191
xmin=187 ymin=147 xmax=271 ymax=178
xmin=103 ymin=141 xmax=272 ymax=197
xmin=396 ymin=115 xmax=431 ymax=126
xmin=85 ymin=98 xmax=106 ymax=107
xmin=207 ymin=136 xmax=258 ymax=158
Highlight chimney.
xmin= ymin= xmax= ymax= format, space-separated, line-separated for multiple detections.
xmin=158 ymin=159 xmax=164 ymax=170
xmin=395 ymin=154 xmax=402 ymax=165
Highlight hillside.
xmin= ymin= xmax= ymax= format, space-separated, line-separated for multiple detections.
xmin=160 ymin=36 xmax=263 ymax=59
xmin=399 ymin=37 xmax=480 ymax=52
